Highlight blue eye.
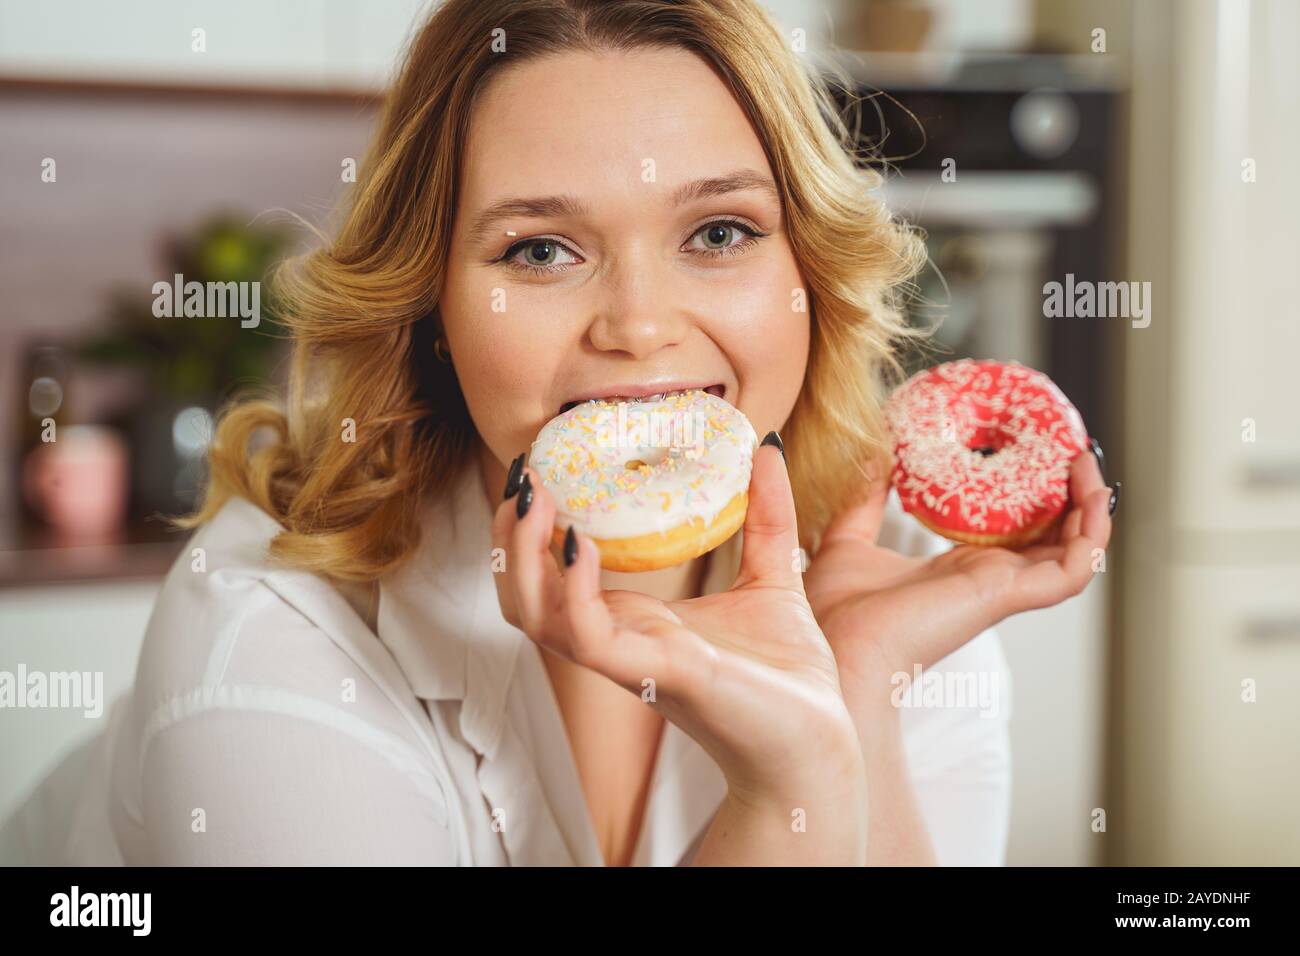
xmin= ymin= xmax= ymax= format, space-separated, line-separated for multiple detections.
xmin=685 ymin=219 xmax=768 ymax=258
xmin=494 ymin=218 xmax=769 ymax=275
xmin=501 ymin=238 xmax=581 ymax=273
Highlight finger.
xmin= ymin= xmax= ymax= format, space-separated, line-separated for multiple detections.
xmin=490 ymin=470 xmax=526 ymax=629
xmin=505 ymin=467 xmax=567 ymax=646
xmin=1059 ymin=485 xmax=1111 ymax=581
xmin=1069 ymin=442 xmax=1115 ymax=552
xmin=559 ymin=529 xmax=691 ymax=695
xmin=1060 ymin=504 xmax=1084 ymax=541
xmin=1026 ymin=449 xmax=1102 ymax=549
xmin=1031 ymin=511 xmax=1073 ymax=550
xmin=1069 ymin=446 xmax=1106 ymax=506
xmin=1061 ymin=457 xmax=1112 ymax=545
xmin=1016 ymin=541 xmax=1063 ymax=564
xmin=558 ymin=527 xmax=618 ymax=672
xmin=1079 ymin=481 xmax=1113 ymax=552
xmin=1016 ymin=486 xmax=1110 ymax=607
xmin=733 ymin=437 xmax=804 ymax=592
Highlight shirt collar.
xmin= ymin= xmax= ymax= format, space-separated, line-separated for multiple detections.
xmin=376 ymin=459 xmax=521 ymax=759
xmin=376 ymin=455 xmax=744 ymax=761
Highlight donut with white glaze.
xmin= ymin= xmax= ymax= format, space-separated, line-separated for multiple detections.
xmin=529 ymin=388 xmax=758 ymax=572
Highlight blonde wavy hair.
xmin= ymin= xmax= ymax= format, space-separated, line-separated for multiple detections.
xmin=182 ymin=0 xmax=932 ymax=582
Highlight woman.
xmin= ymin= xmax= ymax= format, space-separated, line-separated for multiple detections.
xmin=6 ymin=0 xmax=1114 ymax=866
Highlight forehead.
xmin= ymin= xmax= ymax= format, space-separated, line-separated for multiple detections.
xmin=459 ymin=46 xmax=772 ymax=204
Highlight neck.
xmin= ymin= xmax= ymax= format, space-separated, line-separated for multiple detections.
xmin=477 ymin=442 xmax=710 ymax=604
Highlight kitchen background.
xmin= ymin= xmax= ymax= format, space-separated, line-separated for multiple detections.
xmin=1 ymin=0 xmax=1296 ymax=865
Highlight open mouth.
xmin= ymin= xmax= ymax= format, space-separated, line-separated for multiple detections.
xmin=559 ymin=383 xmax=725 ymax=416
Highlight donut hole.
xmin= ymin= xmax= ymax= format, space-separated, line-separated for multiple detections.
xmin=967 ymin=426 xmax=1013 ymax=458
xmin=624 ymin=447 xmax=672 ymax=472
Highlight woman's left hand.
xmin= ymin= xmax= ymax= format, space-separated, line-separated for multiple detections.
xmin=804 ymin=450 xmax=1115 ymax=696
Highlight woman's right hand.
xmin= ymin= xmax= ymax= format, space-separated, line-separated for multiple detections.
xmin=491 ymin=441 xmax=867 ymax=864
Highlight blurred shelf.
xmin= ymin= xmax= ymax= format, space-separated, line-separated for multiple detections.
xmin=0 ymin=523 xmax=185 ymax=589
xmin=879 ymin=170 xmax=1099 ymax=227
xmin=827 ymin=50 xmax=1126 ymax=92
xmin=0 ymin=73 xmax=383 ymax=105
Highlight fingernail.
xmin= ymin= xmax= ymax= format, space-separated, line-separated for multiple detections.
xmin=516 ymin=472 xmax=534 ymax=520
xmin=761 ymin=430 xmax=785 ymax=460
xmin=563 ymin=525 xmax=577 ymax=567
xmin=1088 ymin=437 xmax=1105 ymax=480
xmin=1109 ymin=481 xmax=1121 ymax=516
xmin=503 ymin=453 xmax=525 ymax=500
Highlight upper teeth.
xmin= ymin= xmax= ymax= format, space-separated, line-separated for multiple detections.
xmin=563 ymin=387 xmax=712 ymax=413
xmin=607 ymin=389 xmax=687 ymax=402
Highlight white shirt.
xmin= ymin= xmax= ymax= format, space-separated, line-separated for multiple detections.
xmin=2 ymin=459 xmax=1013 ymax=866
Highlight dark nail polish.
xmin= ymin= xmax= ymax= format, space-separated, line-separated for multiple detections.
xmin=503 ymin=453 xmax=525 ymax=500
xmin=1109 ymin=481 xmax=1121 ymax=516
xmin=1088 ymin=437 xmax=1105 ymax=480
xmin=760 ymin=430 xmax=785 ymax=460
xmin=516 ymin=473 xmax=534 ymax=520
xmin=563 ymin=526 xmax=577 ymax=567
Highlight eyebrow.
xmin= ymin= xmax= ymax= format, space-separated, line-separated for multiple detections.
xmin=465 ymin=168 xmax=780 ymax=244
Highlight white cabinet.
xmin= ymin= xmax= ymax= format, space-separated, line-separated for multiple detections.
xmin=0 ymin=1 xmax=833 ymax=92
xmin=0 ymin=0 xmax=430 ymax=90
xmin=1121 ymin=0 xmax=1300 ymax=866
xmin=1162 ymin=565 xmax=1300 ymax=864
xmin=0 ymin=582 xmax=158 ymax=823
xmin=1169 ymin=0 xmax=1300 ymax=534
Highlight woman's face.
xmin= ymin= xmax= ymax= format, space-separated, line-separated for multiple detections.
xmin=440 ymin=45 xmax=810 ymax=483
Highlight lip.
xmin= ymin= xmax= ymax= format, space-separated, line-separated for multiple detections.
xmin=558 ymin=381 xmax=726 ymax=415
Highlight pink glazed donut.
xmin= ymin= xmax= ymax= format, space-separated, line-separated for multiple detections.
xmin=884 ymin=359 xmax=1090 ymax=547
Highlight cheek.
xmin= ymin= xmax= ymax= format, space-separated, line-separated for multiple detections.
xmin=716 ymin=251 xmax=808 ymax=350
xmin=439 ymin=268 xmax=566 ymax=455
xmin=707 ymin=254 xmax=810 ymax=423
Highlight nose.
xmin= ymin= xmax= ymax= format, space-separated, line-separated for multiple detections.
xmin=586 ymin=257 xmax=691 ymax=360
